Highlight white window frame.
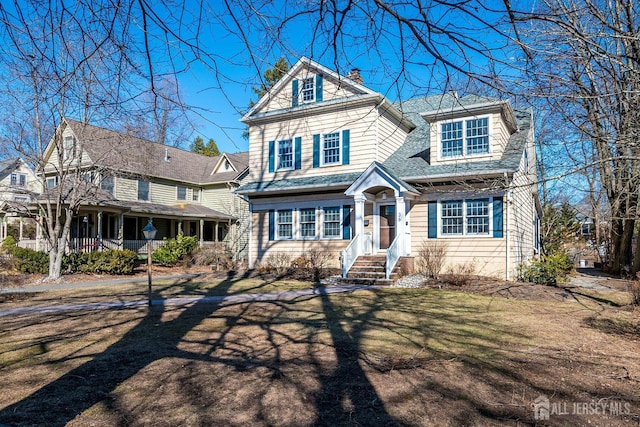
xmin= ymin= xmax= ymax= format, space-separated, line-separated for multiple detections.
xmin=438 ymin=198 xmax=492 ymax=237
xmin=10 ymin=173 xmax=26 ymax=187
xmin=192 ymin=188 xmax=199 ymax=201
xmin=176 ymin=185 xmax=187 ymax=201
xmin=321 ymin=206 xmax=342 ymax=239
xmin=276 ymin=209 xmax=294 ymax=240
xmin=300 ymin=76 xmax=315 ymax=103
xmin=439 ymin=115 xmax=491 ymax=159
xmin=46 ymin=176 xmax=58 ymax=189
xmin=276 ymin=138 xmax=294 ymax=171
xmin=321 ymin=132 xmax=341 ymax=166
xmin=63 ymin=136 xmax=75 ymax=160
xmin=299 ymin=207 xmax=317 ymax=239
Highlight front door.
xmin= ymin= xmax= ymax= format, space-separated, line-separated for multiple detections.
xmin=379 ymin=204 xmax=396 ymax=250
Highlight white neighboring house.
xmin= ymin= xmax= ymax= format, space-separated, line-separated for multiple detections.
xmin=0 ymin=157 xmax=39 ymax=242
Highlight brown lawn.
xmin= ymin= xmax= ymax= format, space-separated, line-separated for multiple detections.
xmin=0 ymin=272 xmax=638 ymax=426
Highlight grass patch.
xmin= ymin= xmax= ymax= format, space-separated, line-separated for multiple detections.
xmin=0 ymin=281 xmax=638 ymax=426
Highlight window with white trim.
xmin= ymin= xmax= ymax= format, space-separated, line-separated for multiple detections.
xmin=46 ymin=176 xmax=58 ymax=189
xmin=277 ymin=209 xmax=293 ymax=239
xmin=299 ymin=208 xmax=316 ymax=238
xmin=440 ymin=199 xmax=490 ymax=236
xmin=192 ymin=189 xmax=199 ymax=201
xmin=10 ymin=173 xmax=26 ymax=187
xmin=177 ymin=186 xmax=187 ymax=200
xmin=301 ymin=77 xmax=315 ymax=102
xmin=323 ymin=206 xmax=341 ymax=238
xmin=440 ymin=117 xmax=489 ymax=158
xmin=322 ymin=133 xmax=340 ymax=165
xmin=63 ymin=136 xmax=75 ymax=159
xmin=277 ymin=139 xmax=293 ymax=170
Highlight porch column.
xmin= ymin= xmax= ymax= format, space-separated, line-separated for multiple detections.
xmin=354 ymin=194 xmax=366 ymax=251
xmin=199 ymin=219 xmax=204 ymax=245
xmin=117 ymin=213 xmax=124 ymax=250
xmin=19 ymin=217 xmax=23 ymax=241
xmin=35 ymin=216 xmax=42 ymax=251
xmin=178 ymin=220 xmax=183 ymax=235
xmin=395 ymin=195 xmax=406 ymax=255
xmin=215 ymin=221 xmax=219 ymax=242
xmin=97 ymin=211 xmax=103 ymax=244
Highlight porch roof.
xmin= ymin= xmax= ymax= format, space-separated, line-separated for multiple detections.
xmin=95 ymin=200 xmax=235 ymax=221
xmin=236 ymin=172 xmax=362 ymax=196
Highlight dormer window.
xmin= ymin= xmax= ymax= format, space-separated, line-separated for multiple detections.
xmin=10 ymin=173 xmax=26 ymax=187
xmin=440 ymin=116 xmax=490 ymax=158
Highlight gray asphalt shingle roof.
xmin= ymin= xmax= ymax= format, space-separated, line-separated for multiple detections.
xmin=64 ymin=119 xmax=248 ymax=185
xmin=383 ymin=93 xmax=532 ymax=181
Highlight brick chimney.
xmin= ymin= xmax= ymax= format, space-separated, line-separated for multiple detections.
xmin=346 ymin=68 xmax=363 ymax=85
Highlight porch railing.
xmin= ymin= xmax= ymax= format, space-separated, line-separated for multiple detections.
xmin=18 ymin=238 xmax=167 ymax=254
xmin=341 ymin=232 xmax=373 ymax=278
xmin=385 ymin=235 xmax=402 ymax=279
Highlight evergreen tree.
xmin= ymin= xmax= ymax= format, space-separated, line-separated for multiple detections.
xmin=190 ymin=136 xmax=220 ymax=157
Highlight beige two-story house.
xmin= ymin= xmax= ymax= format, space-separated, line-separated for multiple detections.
xmin=238 ymin=57 xmax=540 ymax=280
xmin=35 ymin=118 xmax=250 ymax=258
xmin=0 ymin=157 xmax=39 ymax=242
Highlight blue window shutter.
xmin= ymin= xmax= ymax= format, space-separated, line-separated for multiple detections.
xmin=292 ymin=80 xmax=299 ymax=107
xmin=313 ymin=134 xmax=320 ymax=168
xmin=428 ymin=201 xmax=437 ymax=238
xmin=315 ymin=74 xmax=323 ymax=102
xmin=268 ymin=210 xmax=275 ymax=241
xmin=294 ymin=137 xmax=302 ymax=170
xmin=342 ymin=129 xmax=350 ymax=165
xmin=268 ymin=140 xmax=275 ymax=173
xmin=493 ymin=197 xmax=504 ymax=238
xmin=342 ymin=205 xmax=351 ymax=240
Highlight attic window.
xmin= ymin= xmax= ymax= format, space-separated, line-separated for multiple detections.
xmin=225 ymin=160 xmax=231 ymax=170
xmin=63 ymin=136 xmax=75 ymax=159
xmin=301 ymin=77 xmax=315 ymax=102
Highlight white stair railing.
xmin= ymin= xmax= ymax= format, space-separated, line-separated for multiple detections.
xmin=385 ymin=235 xmax=402 ymax=279
xmin=342 ymin=233 xmax=363 ymax=278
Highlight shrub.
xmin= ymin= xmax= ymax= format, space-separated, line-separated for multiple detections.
xmin=289 ymin=249 xmax=333 ymax=281
xmin=64 ymin=250 xmax=137 ymax=275
xmin=191 ymin=245 xmax=234 ymax=271
xmin=1 ymin=235 xmax=17 ymax=253
xmin=442 ymin=261 xmax=476 ymax=286
xmin=11 ymin=247 xmax=49 ymax=274
xmin=262 ymin=252 xmax=291 ymax=276
xmin=152 ymin=234 xmax=199 ymax=266
xmin=415 ymin=240 xmax=449 ymax=279
xmin=518 ymin=251 xmax=573 ymax=285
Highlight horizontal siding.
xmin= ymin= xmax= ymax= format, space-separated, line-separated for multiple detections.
xmin=202 ymin=185 xmax=235 ymax=214
xmin=409 ymin=201 xmax=507 ymax=279
xmin=262 ymin=68 xmax=357 ymax=113
xmin=248 ymin=104 xmax=379 ymax=182
xmin=377 ymin=110 xmax=410 ymax=162
xmin=250 ymin=211 xmax=348 ymax=269
xmin=115 ymin=176 xmax=137 ymax=201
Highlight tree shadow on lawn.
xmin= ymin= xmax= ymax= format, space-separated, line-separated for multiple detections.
xmin=3 ymin=278 xmax=637 ymax=425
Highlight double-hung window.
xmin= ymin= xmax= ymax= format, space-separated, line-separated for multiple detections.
xmin=277 ymin=209 xmax=293 ymax=239
xmin=138 ymin=179 xmax=149 ymax=201
xmin=323 ymin=207 xmax=341 ymax=238
xmin=322 ymin=133 xmax=341 ymax=165
xmin=46 ymin=176 xmax=58 ymax=189
xmin=300 ymin=208 xmax=316 ymax=238
xmin=100 ymin=174 xmax=114 ymax=195
xmin=440 ymin=199 xmax=490 ymax=236
xmin=441 ymin=117 xmax=489 ymax=158
xmin=10 ymin=173 xmax=26 ymax=187
xmin=301 ymin=77 xmax=315 ymax=102
xmin=63 ymin=136 xmax=75 ymax=159
xmin=192 ymin=189 xmax=199 ymax=201
xmin=177 ymin=186 xmax=187 ymax=201
xmin=277 ymin=139 xmax=293 ymax=170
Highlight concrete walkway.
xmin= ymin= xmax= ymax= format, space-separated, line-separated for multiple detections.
xmin=0 ymin=274 xmax=378 ymax=317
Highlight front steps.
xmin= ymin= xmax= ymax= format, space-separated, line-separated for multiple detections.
xmin=339 ymin=255 xmax=407 ymax=286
